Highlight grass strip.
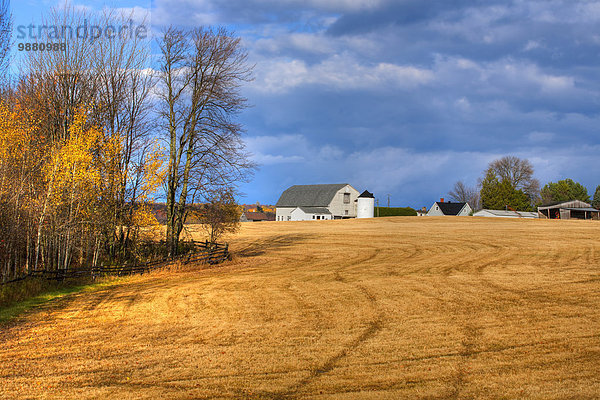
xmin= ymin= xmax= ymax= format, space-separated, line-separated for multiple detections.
xmin=0 ymin=278 xmax=124 ymax=324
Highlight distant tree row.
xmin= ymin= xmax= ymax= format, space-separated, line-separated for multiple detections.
xmin=0 ymin=5 xmax=252 ymax=281
xmin=448 ymin=156 xmax=599 ymax=212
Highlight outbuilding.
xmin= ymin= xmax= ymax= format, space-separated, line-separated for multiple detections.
xmin=240 ymin=211 xmax=275 ymax=222
xmin=289 ymin=207 xmax=333 ymax=221
xmin=537 ymin=200 xmax=599 ymax=220
xmin=473 ymin=209 xmax=538 ymax=219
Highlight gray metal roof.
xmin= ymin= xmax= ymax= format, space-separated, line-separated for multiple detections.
xmin=538 ymin=200 xmax=592 ymax=210
xmin=563 ymin=207 xmax=599 ymax=212
xmin=276 ymin=184 xmax=350 ymax=207
xmin=517 ymin=211 xmax=539 ymax=217
xmin=298 ymin=207 xmax=332 ymax=214
xmin=475 ymin=209 xmax=538 ymax=218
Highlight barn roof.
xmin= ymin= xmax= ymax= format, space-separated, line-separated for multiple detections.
xmin=538 ymin=200 xmax=593 ymax=210
xmin=243 ymin=212 xmax=270 ymax=221
xmin=276 ymin=184 xmax=350 ymax=207
xmin=563 ymin=207 xmax=599 ymax=212
xmin=435 ymin=201 xmax=467 ymax=216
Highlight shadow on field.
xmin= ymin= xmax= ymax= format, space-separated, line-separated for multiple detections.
xmin=235 ymin=234 xmax=312 ymax=258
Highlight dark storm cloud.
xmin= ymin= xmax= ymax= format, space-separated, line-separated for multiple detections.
xmin=326 ymin=0 xmax=500 ymax=36
xmin=150 ymin=0 xmax=600 ymax=205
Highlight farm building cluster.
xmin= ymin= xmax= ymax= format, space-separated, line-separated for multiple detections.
xmin=238 ymin=184 xmax=600 ymax=222
xmin=423 ymin=198 xmax=598 ymax=220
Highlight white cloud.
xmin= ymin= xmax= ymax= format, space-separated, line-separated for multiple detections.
xmin=252 ymin=55 xmax=434 ymax=93
xmin=523 ymin=40 xmax=542 ymax=51
xmin=433 ymin=56 xmax=577 ymax=95
xmin=455 ymin=97 xmax=471 ymax=112
xmin=245 ymin=134 xmax=310 ymax=165
xmin=253 ymin=32 xmax=334 ymax=55
xmin=252 ymin=154 xmax=305 ymax=164
xmin=511 ymin=63 xmax=575 ymax=92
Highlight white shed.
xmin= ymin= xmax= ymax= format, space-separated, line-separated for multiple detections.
xmin=289 ymin=207 xmax=333 ymax=221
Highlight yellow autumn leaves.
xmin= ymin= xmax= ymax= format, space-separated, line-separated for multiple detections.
xmin=0 ymin=100 xmax=164 ymax=275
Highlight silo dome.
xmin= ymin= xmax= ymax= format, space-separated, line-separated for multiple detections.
xmin=357 ymin=190 xmax=375 ymax=218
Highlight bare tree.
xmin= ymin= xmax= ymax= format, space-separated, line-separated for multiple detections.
xmin=448 ymin=181 xmax=480 ymax=210
xmin=23 ymin=6 xmax=97 ymax=142
xmin=198 ymin=189 xmax=241 ymax=245
xmin=157 ymin=26 xmax=254 ymax=256
xmin=91 ymin=10 xmax=156 ymax=260
xmin=485 ymin=156 xmax=540 ymax=200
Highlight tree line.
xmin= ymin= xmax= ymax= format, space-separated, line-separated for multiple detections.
xmin=0 ymin=6 xmax=252 ymax=281
xmin=448 ymin=156 xmax=600 ymax=212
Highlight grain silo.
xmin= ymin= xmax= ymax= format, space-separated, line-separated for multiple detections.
xmin=356 ymin=190 xmax=375 ymax=218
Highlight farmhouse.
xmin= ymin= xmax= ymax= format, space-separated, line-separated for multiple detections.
xmin=537 ymin=200 xmax=599 ymax=220
xmin=473 ymin=209 xmax=538 ymax=218
xmin=426 ymin=198 xmax=472 ymax=216
xmin=276 ymin=184 xmax=360 ymax=221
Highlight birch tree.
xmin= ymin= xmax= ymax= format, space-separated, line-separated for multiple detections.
xmin=0 ymin=5 xmax=163 ymax=281
xmin=20 ymin=5 xmax=159 ymax=263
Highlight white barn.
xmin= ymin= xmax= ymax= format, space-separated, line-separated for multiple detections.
xmin=276 ymin=184 xmax=360 ymax=221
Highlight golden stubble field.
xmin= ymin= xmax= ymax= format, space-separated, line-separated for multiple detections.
xmin=1 ymin=217 xmax=599 ymax=399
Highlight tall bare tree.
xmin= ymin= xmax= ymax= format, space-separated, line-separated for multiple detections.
xmin=23 ymin=6 xmax=97 ymax=142
xmin=90 ymin=10 xmax=156 ymax=259
xmin=485 ymin=156 xmax=540 ymax=200
xmin=157 ymin=26 xmax=254 ymax=257
xmin=448 ymin=180 xmax=480 ymax=210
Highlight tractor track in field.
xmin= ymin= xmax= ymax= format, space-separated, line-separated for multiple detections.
xmin=2 ymin=218 xmax=600 ymax=399
xmin=273 ymin=250 xmax=385 ymax=398
xmin=447 ymin=322 xmax=480 ymax=399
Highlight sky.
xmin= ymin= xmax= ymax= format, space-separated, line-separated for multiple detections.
xmin=9 ymin=0 xmax=600 ymax=208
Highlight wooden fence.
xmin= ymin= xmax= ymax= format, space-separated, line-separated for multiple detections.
xmin=1 ymin=241 xmax=229 ymax=285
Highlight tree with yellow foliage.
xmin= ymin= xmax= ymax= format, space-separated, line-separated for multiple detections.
xmin=0 ymin=100 xmax=164 ymax=281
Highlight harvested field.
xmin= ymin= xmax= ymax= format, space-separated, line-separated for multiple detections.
xmin=1 ymin=217 xmax=599 ymax=399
